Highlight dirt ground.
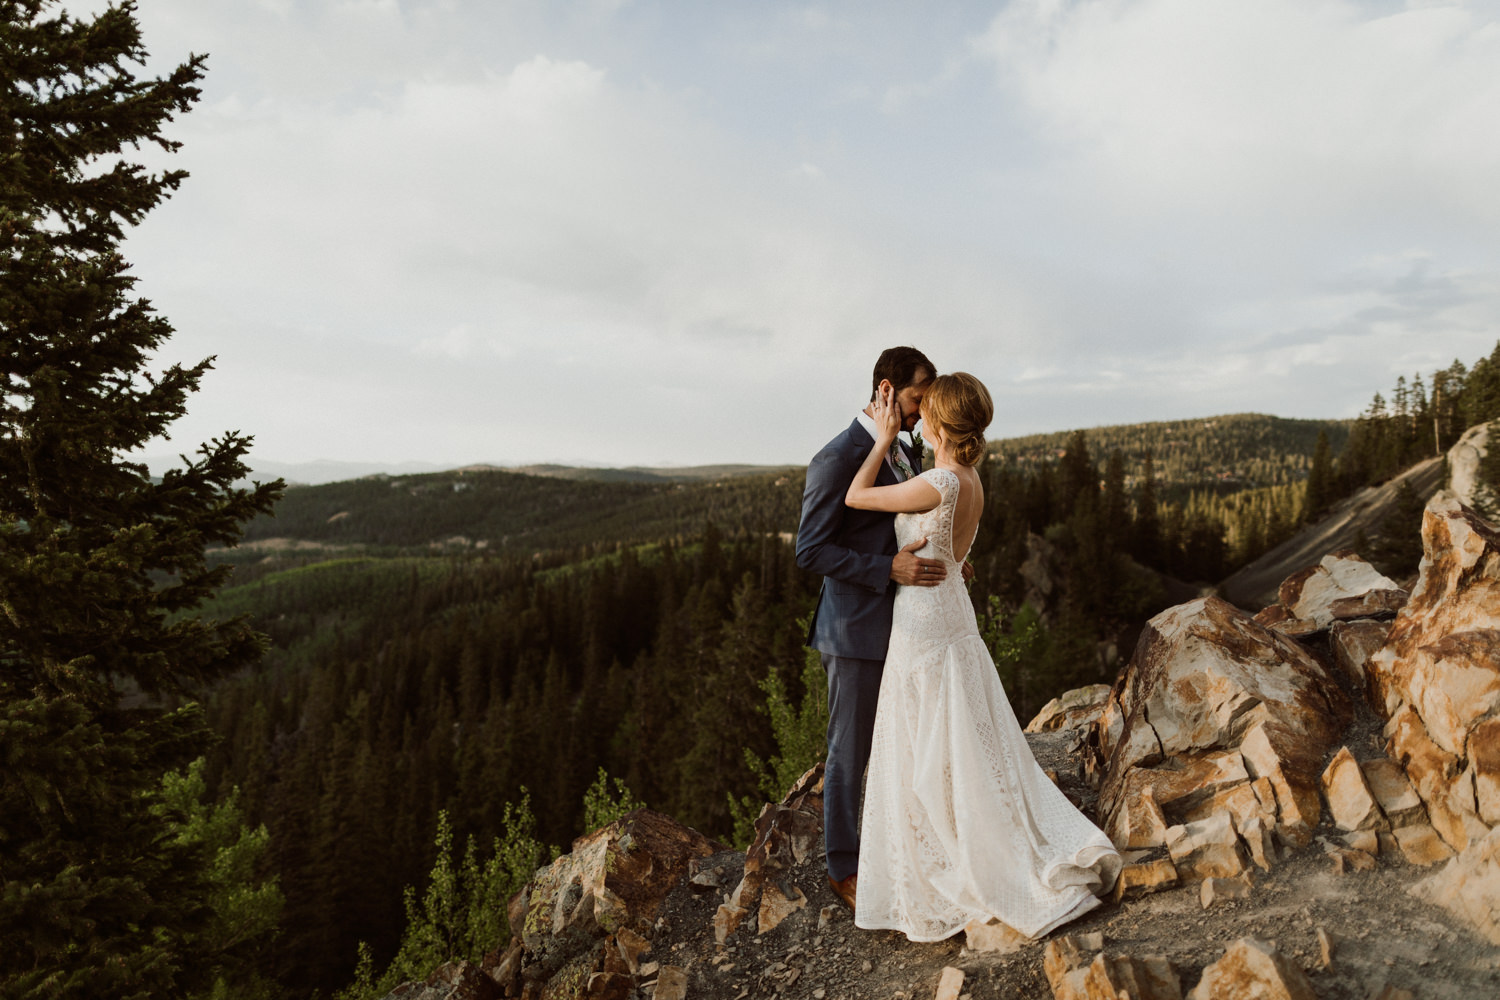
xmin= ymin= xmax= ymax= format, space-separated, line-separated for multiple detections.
xmin=644 ymin=728 xmax=1500 ymax=1000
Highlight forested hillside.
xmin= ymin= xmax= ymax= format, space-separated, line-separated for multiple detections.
xmin=994 ymin=413 xmax=1350 ymax=498
xmin=234 ymin=466 xmax=802 ymax=555
xmin=198 ymin=342 xmax=1500 ymax=998
xmin=201 ymin=531 xmax=812 ymax=993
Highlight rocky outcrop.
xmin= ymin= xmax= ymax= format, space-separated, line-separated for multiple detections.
xmin=504 ymin=808 xmax=722 ymax=999
xmin=1083 ymin=487 xmax=1500 ymax=940
xmin=388 ymin=961 xmax=501 ymax=1000
xmin=1021 ymin=531 xmax=1064 ymax=623
xmin=1447 ymin=421 xmax=1493 ymax=511
xmin=1086 ymin=595 xmax=1351 ymax=872
xmin=714 ymin=765 xmax=824 ymax=943
xmin=1366 ymin=494 xmax=1500 ymax=855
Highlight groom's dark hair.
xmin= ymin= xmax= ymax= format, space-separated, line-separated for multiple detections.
xmin=871 ymin=346 xmax=935 ymax=400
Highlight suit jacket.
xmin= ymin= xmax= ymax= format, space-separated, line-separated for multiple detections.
xmin=796 ymin=418 xmax=923 ymax=660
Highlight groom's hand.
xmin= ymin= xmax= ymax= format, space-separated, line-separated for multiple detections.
xmin=891 ymin=538 xmax=946 ymax=586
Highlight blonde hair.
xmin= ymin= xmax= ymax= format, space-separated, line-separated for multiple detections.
xmin=922 ymin=372 xmax=993 ymax=467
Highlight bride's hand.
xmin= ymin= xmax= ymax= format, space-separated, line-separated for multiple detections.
xmin=872 ymin=382 xmax=901 ymax=443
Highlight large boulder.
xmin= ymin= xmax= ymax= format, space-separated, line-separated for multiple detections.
xmin=1025 ymin=684 xmax=1112 ymax=734
xmin=1087 ymin=597 xmax=1350 ymax=865
xmin=517 ymin=809 xmax=722 ymax=998
xmin=1271 ymin=551 xmax=1404 ymax=628
xmin=1185 ymin=937 xmax=1316 ymax=1000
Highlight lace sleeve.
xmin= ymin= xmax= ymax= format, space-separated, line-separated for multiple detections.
xmin=921 ymin=467 xmax=959 ymax=500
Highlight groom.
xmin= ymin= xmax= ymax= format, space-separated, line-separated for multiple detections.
xmin=796 ymin=346 xmax=947 ymax=911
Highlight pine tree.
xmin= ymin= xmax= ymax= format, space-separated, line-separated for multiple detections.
xmin=1131 ymin=452 xmax=1161 ymax=564
xmin=1 ymin=3 xmax=281 ymax=996
xmin=1301 ymin=430 xmax=1334 ymax=523
xmin=1058 ymin=430 xmax=1096 ymax=513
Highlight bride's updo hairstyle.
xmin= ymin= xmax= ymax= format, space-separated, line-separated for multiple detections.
xmin=922 ymin=372 xmax=993 ymax=467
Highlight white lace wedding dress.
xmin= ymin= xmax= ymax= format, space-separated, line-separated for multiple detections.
xmin=854 ymin=467 xmax=1122 ymax=942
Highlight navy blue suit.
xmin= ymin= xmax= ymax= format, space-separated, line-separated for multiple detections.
xmin=796 ymin=418 xmax=921 ymax=880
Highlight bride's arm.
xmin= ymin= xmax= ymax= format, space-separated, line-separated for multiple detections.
xmin=845 ymin=385 xmax=941 ymax=513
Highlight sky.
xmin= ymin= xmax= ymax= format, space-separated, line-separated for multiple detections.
xmin=98 ymin=0 xmax=1500 ymax=473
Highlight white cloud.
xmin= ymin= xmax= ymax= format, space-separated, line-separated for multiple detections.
xmin=76 ymin=1 xmax=1500 ymax=467
xmin=972 ymin=0 xmax=1500 ymax=232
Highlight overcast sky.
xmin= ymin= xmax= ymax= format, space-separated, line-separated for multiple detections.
xmin=109 ymin=0 xmax=1500 ymax=471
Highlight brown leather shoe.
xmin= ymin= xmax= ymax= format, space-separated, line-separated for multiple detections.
xmin=828 ymin=873 xmax=857 ymax=911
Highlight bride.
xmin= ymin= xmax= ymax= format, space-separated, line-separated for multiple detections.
xmin=843 ymin=372 xmax=1121 ymax=942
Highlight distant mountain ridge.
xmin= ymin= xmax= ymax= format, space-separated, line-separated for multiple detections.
xmin=146 ymin=456 xmax=796 ymax=487
xmin=212 ymin=412 xmax=1353 ymax=555
xmin=168 ymin=411 xmax=1352 ymax=490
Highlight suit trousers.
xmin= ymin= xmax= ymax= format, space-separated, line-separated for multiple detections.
xmin=822 ymin=651 xmax=885 ymax=881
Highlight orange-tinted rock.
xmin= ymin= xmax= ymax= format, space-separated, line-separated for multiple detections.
xmin=1392 ymin=822 xmax=1454 ymax=866
xmin=1239 ymin=724 xmax=1323 ymax=848
xmin=1044 ymin=936 xmax=1182 ymax=1000
xmin=755 ymin=879 xmax=807 ymax=935
xmin=1112 ymin=859 xmax=1179 ymax=902
xmin=1090 ymin=598 xmax=1349 ymax=854
xmin=1471 ymin=717 xmax=1500 ymax=825
xmin=1386 ymin=705 xmax=1486 ymax=853
xmin=713 ymin=903 xmax=748 ymax=946
xmin=1330 ymin=619 xmax=1391 ymax=692
xmin=934 ymin=966 xmax=966 ymax=1000
xmin=1238 ymin=815 xmax=1276 ymax=872
xmin=1200 ymin=875 xmax=1252 ymax=908
xmin=1083 ymin=953 xmax=1182 ymax=1000
xmin=1267 ymin=617 xmax=1323 ymax=640
xmin=1186 ymin=937 xmax=1317 ymax=1000
xmin=1105 ymin=753 xmax=1257 ymax=847
xmin=963 ymin=917 xmax=1031 ymax=955
xmin=1254 ymin=603 xmax=1293 ymax=626
xmin=1165 ymin=812 xmax=1248 ymax=880
xmin=1320 ymin=747 xmax=1388 ymax=833
xmin=652 ymin=966 xmax=688 ymax=1000
xmin=1321 ymin=840 xmax=1376 ymax=874
xmin=1358 ymin=757 xmax=1426 ymax=830
xmin=1366 ymin=495 xmax=1500 ymax=845
xmin=1393 ymin=629 xmax=1500 ymax=759
xmin=1411 ymin=825 xmax=1500 ymax=945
